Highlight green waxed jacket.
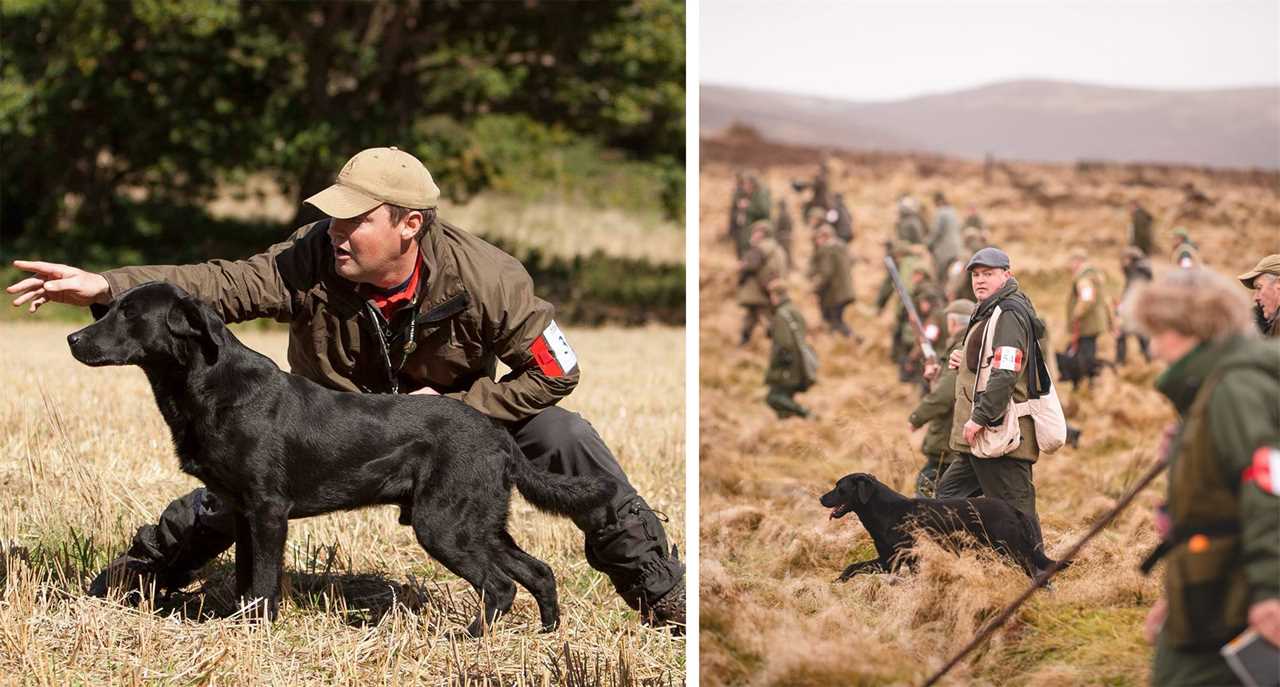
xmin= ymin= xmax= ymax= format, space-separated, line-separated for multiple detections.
xmin=809 ymin=242 xmax=854 ymax=310
xmin=949 ymin=278 xmax=1045 ymax=462
xmin=102 ymin=218 xmax=576 ymax=422
xmin=765 ymin=300 xmax=810 ymax=389
xmin=1066 ymin=265 xmax=1111 ymax=338
xmin=737 ymin=239 xmax=786 ymax=307
xmin=1156 ymin=335 xmax=1280 ymax=650
xmin=910 ymin=332 xmax=963 ymax=458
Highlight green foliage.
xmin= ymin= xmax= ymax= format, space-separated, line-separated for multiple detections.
xmin=0 ymin=0 xmax=685 ymax=258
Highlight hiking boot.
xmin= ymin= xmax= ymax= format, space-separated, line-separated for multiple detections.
xmin=641 ymin=546 xmax=685 ymax=633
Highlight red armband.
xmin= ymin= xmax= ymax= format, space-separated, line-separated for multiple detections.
xmin=1242 ymin=446 xmax=1280 ymax=496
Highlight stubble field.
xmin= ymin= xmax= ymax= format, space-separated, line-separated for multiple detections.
xmin=698 ymin=136 xmax=1279 ymax=685
xmin=0 ymin=321 xmax=685 ymax=685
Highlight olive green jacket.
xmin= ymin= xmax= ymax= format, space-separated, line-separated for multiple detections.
xmin=1066 ymin=265 xmax=1111 ymax=338
xmin=896 ymin=212 xmax=926 ymax=245
xmin=102 ymin=218 xmax=576 ymax=422
xmin=809 ymin=242 xmax=854 ymax=310
xmin=1156 ymin=336 xmax=1280 ymax=648
xmin=737 ymin=239 xmax=786 ymax=307
xmin=910 ymin=332 xmax=963 ymax=458
xmin=950 ymin=279 xmax=1044 ymax=462
xmin=765 ymin=300 xmax=810 ymax=389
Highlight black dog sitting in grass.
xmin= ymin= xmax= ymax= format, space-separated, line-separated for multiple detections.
xmin=67 ymin=282 xmax=615 ymax=637
xmin=820 ymin=473 xmax=1064 ymax=582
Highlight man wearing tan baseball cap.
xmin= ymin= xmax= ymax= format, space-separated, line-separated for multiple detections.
xmin=303 ymin=146 xmax=441 ymax=219
xmin=1238 ymin=254 xmax=1280 ymax=337
xmin=7 ymin=146 xmax=686 ymax=630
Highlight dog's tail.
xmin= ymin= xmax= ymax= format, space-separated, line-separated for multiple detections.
xmin=506 ymin=436 xmax=616 ymax=515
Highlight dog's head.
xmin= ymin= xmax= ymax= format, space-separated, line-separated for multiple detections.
xmin=67 ymin=282 xmax=226 ymax=368
xmin=819 ymin=473 xmax=884 ymax=520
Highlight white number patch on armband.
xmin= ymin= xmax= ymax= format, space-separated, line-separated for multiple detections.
xmin=529 ymin=320 xmax=578 ymax=377
xmin=993 ymin=346 xmax=1024 ymax=372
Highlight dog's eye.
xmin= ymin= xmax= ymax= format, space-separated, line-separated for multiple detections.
xmin=119 ymin=303 xmax=134 ymax=318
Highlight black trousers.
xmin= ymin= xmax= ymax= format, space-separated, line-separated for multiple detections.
xmin=820 ymin=302 xmax=852 ymax=337
xmin=1075 ymin=335 xmax=1100 ymax=389
xmin=1115 ymin=332 xmax=1149 ymax=364
xmin=935 ymin=453 xmax=1044 ymax=549
xmin=740 ymin=305 xmax=767 ymax=344
xmin=124 ymin=406 xmax=682 ymax=610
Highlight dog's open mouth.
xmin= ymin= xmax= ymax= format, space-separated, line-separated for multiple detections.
xmin=829 ymin=503 xmax=853 ymax=520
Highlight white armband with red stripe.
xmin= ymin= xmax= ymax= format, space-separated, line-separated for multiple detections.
xmin=1243 ymin=446 xmax=1280 ymax=496
xmin=529 ymin=320 xmax=578 ymax=377
xmin=993 ymin=346 xmax=1024 ymax=372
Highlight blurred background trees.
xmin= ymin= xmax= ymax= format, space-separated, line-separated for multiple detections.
xmin=0 ymin=0 xmax=685 ymax=299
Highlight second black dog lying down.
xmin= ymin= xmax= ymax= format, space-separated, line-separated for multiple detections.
xmin=67 ymin=282 xmax=615 ymax=637
xmin=820 ymin=473 xmax=1065 ymax=582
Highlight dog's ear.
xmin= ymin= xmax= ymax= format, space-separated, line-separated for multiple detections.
xmin=167 ymin=297 xmax=226 ymax=365
xmin=856 ymin=477 xmax=875 ymax=505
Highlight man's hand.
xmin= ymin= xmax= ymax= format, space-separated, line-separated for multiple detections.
xmin=948 ymin=349 xmax=963 ymax=369
xmin=410 ymin=386 xmax=440 ymax=396
xmin=1144 ymin=598 xmax=1167 ymax=645
xmin=7 ymin=260 xmax=111 ymax=313
xmin=923 ymin=360 xmax=941 ymax=382
xmin=963 ymin=419 xmax=984 ymax=444
xmin=1249 ymin=598 xmax=1280 ymax=646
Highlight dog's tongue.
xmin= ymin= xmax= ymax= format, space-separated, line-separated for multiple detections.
xmin=829 ymin=506 xmax=839 ymax=520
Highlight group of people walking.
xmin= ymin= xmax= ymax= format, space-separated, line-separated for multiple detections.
xmin=724 ymin=159 xmax=1280 ymax=684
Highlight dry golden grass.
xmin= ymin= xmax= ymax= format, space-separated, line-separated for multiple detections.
xmin=0 ymin=321 xmax=684 ymax=685
xmin=699 ymin=142 xmax=1279 ymax=686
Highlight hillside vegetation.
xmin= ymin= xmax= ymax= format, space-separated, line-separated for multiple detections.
xmin=698 ymin=135 xmax=1279 ymax=685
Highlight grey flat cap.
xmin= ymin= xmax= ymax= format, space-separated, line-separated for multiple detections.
xmin=965 ymin=247 xmax=1011 ymax=271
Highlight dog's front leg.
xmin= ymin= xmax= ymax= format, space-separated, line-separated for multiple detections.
xmin=836 ymin=558 xmax=886 ymax=582
xmin=244 ymin=504 xmax=289 ymax=621
xmin=233 ymin=512 xmax=253 ymax=600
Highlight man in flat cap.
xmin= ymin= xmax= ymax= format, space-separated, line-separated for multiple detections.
xmin=8 ymin=146 xmax=686 ymax=628
xmin=936 ymin=247 xmax=1049 ymax=548
xmin=1238 ymin=254 xmax=1280 ymax=338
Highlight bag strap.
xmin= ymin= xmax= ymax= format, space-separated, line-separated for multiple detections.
xmin=970 ymin=305 xmax=1002 ymax=415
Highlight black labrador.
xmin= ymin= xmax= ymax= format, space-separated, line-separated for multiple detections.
xmin=820 ymin=473 xmax=1064 ymax=582
xmin=67 ymin=282 xmax=615 ymax=636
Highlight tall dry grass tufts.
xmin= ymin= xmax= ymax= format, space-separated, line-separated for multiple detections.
xmin=699 ymin=140 xmax=1277 ymax=686
xmin=0 ymin=323 xmax=684 ymax=685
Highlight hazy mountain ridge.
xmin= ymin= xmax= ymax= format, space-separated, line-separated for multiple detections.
xmin=701 ymin=80 xmax=1280 ymax=169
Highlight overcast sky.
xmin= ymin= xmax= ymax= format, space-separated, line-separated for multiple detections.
xmin=701 ymin=0 xmax=1279 ymax=101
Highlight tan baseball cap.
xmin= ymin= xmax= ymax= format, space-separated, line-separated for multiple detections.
xmin=1237 ymin=254 xmax=1280 ymax=289
xmin=304 ymin=147 xmax=440 ymax=219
